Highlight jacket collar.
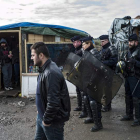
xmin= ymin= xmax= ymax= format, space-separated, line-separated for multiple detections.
xmin=129 ymin=45 xmax=139 ymax=53
xmin=75 ymin=44 xmax=82 ymax=51
xmin=102 ymin=42 xmax=110 ymax=49
xmin=38 ymin=58 xmax=51 ymax=73
xmin=85 ymin=45 xmax=94 ymax=52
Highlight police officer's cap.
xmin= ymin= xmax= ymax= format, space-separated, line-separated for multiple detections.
xmin=80 ymin=36 xmax=93 ymax=43
xmin=71 ymin=36 xmax=81 ymax=42
xmin=99 ymin=35 xmax=109 ymax=40
xmin=129 ymin=34 xmax=138 ymax=41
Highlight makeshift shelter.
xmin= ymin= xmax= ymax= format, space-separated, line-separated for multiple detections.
xmin=0 ymin=22 xmax=89 ymax=96
xmin=108 ymin=16 xmax=140 ymax=60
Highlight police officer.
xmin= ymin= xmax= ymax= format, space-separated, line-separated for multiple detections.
xmin=120 ymin=34 xmax=140 ymax=126
xmin=99 ymin=35 xmax=118 ymax=112
xmin=71 ymin=36 xmax=87 ymax=118
xmin=80 ymin=36 xmax=103 ymax=132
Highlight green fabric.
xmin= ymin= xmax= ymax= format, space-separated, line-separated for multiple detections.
xmin=21 ymin=27 xmax=88 ymax=38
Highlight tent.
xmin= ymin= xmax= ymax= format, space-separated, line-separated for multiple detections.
xmin=0 ymin=22 xmax=89 ymax=95
xmin=0 ymin=22 xmax=89 ymax=38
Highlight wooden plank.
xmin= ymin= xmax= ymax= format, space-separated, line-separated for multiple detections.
xmin=27 ymin=40 xmax=35 ymax=44
xmin=28 ymin=34 xmax=44 ymax=43
xmin=28 ymin=34 xmax=34 ymax=39
xmin=43 ymin=35 xmax=55 ymax=42
xmin=65 ymin=38 xmax=71 ymax=42
xmin=28 ymin=34 xmax=35 ymax=43
xmin=0 ymin=30 xmax=19 ymax=32
xmin=60 ymin=37 xmax=65 ymax=42
xmin=24 ymin=39 xmax=28 ymax=73
xmin=34 ymin=34 xmax=43 ymax=42
xmin=22 ymin=73 xmax=39 ymax=76
xmin=19 ymin=28 xmax=22 ymax=89
xmin=0 ymin=90 xmax=20 ymax=97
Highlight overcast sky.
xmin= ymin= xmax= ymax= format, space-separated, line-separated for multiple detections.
xmin=0 ymin=0 xmax=139 ymax=37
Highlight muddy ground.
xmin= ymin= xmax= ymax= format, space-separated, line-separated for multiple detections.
xmin=0 ymin=85 xmax=140 ymax=140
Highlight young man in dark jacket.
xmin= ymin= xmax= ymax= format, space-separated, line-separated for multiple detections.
xmin=0 ymin=38 xmax=13 ymax=90
xmin=31 ymin=42 xmax=71 ymax=140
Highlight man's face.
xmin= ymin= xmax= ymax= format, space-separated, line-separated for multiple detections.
xmin=1 ymin=43 xmax=6 ymax=47
xmin=82 ymin=42 xmax=90 ymax=50
xmin=31 ymin=49 xmax=42 ymax=66
xmin=100 ymin=39 xmax=108 ymax=47
xmin=128 ymin=40 xmax=137 ymax=49
xmin=73 ymin=40 xmax=81 ymax=48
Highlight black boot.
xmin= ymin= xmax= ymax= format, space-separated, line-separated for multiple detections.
xmin=74 ymin=87 xmax=82 ymax=111
xmin=90 ymin=101 xmax=103 ymax=132
xmin=120 ymin=95 xmax=133 ymax=121
xmin=131 ymin=97 xmax=140 ymax=126
xmin=83 ymin=96 xmax=93 ymax=124
xmin=79 ymin=92 xmax=87 ymax=118
xmin=101 ymin=102 xmax=112 ymax=112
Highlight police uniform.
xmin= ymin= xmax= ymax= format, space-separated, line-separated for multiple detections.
xmin=80 ymin=36 xmax=103 ymax=132
xmin=99 ymin=35 xmax=118 ymax=112
xmin=71 ymin=36 xmax=85 ymax=115
xmin=71 ymin=36 xmax=83 ymax=57
xmin=120 ymin=34 xmax=140 ymax=126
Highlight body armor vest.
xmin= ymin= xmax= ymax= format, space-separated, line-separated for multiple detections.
xmin=125 ymin=46 xmax=140 ymax=78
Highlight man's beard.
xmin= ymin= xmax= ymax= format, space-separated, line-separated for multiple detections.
xmin=129 ymin=44 xmax=135 ymax=49
xmin=35 ymin=59 xmax=42 ymax=67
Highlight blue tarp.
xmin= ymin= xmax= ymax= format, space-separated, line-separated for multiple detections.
xmin=0 ymin=22 xmax=87 ymax=34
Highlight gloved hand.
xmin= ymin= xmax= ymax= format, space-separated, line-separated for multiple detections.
xmin=59 ymin=66 xmax=63 ymax=72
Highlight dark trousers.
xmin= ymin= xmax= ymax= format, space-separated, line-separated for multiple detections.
xmin=14 ymin=63 xmax=19 ymax=83
xmin=88 ymin=95 xmax=102 ymax=119
xmin=2 ymin=63 xmax=12 ymax=88
xmin=125 ymin=76 xmax=140 ymax=98
xmin=35 ymin=115 xmax=64 ymax=140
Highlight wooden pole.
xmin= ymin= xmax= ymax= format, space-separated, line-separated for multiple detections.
xmin=24 ymin=39 xmax=28 ymax=73
xmin=19 ymin=27 xmax=22 ymax=88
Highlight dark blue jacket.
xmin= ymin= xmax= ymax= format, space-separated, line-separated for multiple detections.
xmin=75 ymin=44 xmax=82 ymax=57
xmin=0 ymin=38 xmax=11 ymax=65
xmin=125 ymin=45 xmax=140 ymax=78
xmin=100 ymin=42 xmax=118 ymax=70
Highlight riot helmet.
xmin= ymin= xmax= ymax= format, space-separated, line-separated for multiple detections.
xmin=116 ymin=61 xmax=126 ymax=74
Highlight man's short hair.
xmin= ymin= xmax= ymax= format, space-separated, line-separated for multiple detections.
xmin=30 ymin=42 xmax=50 ymax=58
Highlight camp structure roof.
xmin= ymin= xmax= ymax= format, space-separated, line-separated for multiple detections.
xmin=0 ymin=22 xmax=89 ymax=38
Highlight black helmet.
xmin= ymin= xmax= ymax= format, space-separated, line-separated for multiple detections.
xmin=116 ymin=61 xmax=126 ymax=74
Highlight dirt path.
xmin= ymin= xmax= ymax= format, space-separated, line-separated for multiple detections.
xmin=0 ymin=85 xmax=140 ymax=140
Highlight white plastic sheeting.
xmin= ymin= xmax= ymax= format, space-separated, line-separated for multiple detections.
xmin=22 ymin=74 xmax=76 ymax=97
xmin=108 ymin=18 xmax=140 ymax=60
